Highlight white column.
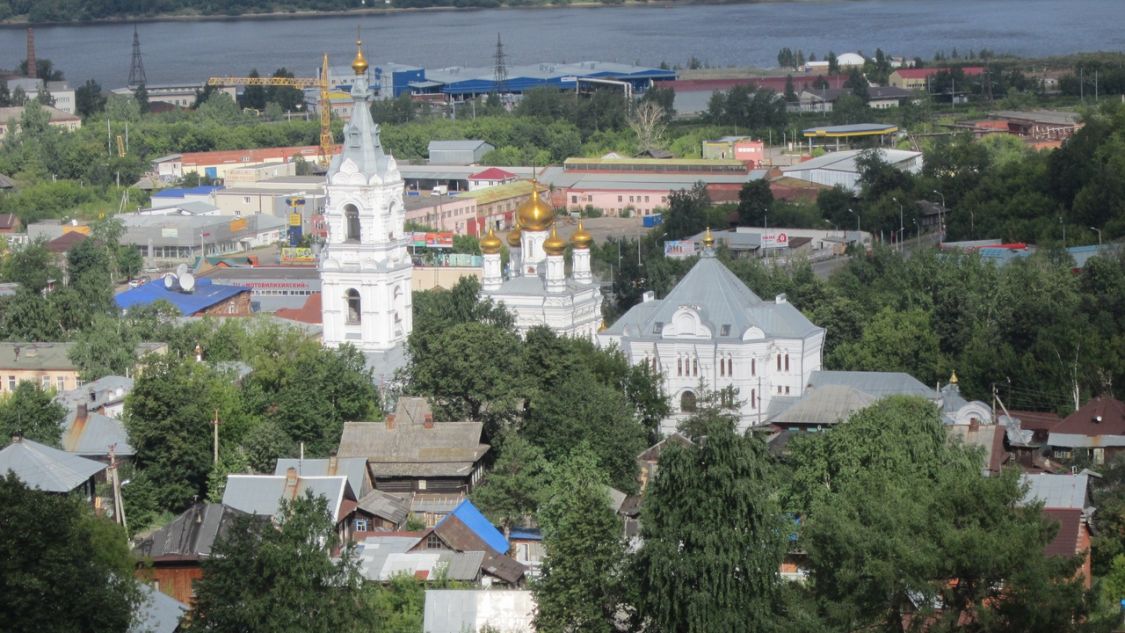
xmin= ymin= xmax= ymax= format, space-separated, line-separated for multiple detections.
xmin=573 ymin=248 xmax=592 ymax=284
xmin=509 ymin=248 xmax=522 ymax=278
xmin=482 ymin=252 xmax=502 ymax=291
xmin=545 ymin=254 xmax=566 ymax=293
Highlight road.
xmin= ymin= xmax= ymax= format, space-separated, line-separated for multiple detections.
xmin=809 ymin=231 xmax=943 ymax=280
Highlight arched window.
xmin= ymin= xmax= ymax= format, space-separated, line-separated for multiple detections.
xmin=677 ymin=357 xmax=682 ymax=377
xmin=776 ymin=353 xmax=782 ymax=371
xmin=693 ymin=359 xmax=699 ymax=376
xmin=785 ymin=354 xmax=790 ymax=372
xmin=344 ymin=204 xmax=360 ymax=242
xmin=751 ymin=389 xmax=757 ymax=409
xmin=680 ymin=391 xmax=697 ymax=413
xmin=346 ymin=289 xmax=361 ymax=325
xmin=727 ymin=357 xmax=733 ymax=376
xmin=752 ymin=358 xmax=756 ymax=376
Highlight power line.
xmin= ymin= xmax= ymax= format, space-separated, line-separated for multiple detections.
xmin=128 ymin=25 xmax=146 ymax=88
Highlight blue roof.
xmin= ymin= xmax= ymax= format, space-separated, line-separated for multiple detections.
xmin=440 ymin=499 xmax=509 ymax=554
xmin=115 ymin=278 xmax=250 ymax=315
xmin=507 ymin=527 xmax=542 ymax=541
xmin=152 ymin=186 xmax=224 ymax=198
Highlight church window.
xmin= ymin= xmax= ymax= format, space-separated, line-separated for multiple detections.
xmin=680 ymin=391 xmax=697 ymax=413
xmin=727 ymin=357 xmax=733 ymax=376
xmin=752 ymin=358 xmax=756 ymax=375
xmin=677 ymin=357 xmax=683 ymax=377
xmin=693 ymin=359 xmax=699 ymax=376
xmin=720 ymin=324 xmax=730 ymax=336
xmin=776 ymin=354 xmax=782 ymax=371
xmin=719 ymin=358 xmax=725 ymax=377
xmin=346 ymin=289 xmax=361 ymax=325
xmin=785 ymin=354 xmax=790 ymax=372
xmin=344 ymin=204 xmax=360 ymax=242
xmin=751 ymin=389 xmax=757 ymax=409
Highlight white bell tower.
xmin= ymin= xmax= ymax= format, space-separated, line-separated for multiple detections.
xmin=319 ymin=38 xmax=412 ymax=359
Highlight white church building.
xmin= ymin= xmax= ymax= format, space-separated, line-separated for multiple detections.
xmin=478 ymin=188 xmax=602 ymax=342
xmin=599 ymin=231 xmax=826 ymax=433
xmin=319 ymin=41 xmax=412 ymax=381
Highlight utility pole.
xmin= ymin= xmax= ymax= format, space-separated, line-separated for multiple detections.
xmin=128 ymin=25 xmax=147 ymax=88
xmin=493 ymin=33 xmax=508 ymax=97
xmin=211 ymin=409 xmax=220 ymax=466
xmin=108 ymin=444 xmax=127 ymax=533
xmin=892 ymin=197 xmax=904 ymax=253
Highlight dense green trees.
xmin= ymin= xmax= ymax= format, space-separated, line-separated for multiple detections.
xmin=0 ymin=474 xmax=140 ymax=633
xmin=192 ymin=491 xmax=369 ymax=633
xmin=0 ymin=382 xmax=67 ymax=445
xmin=634 ymin=416 xmax=786 ymax=633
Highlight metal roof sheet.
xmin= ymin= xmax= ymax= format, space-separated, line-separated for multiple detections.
xmin=439 ymin=499 xmax=509 ymax=555
xmin=0 ymin=437 xmax=105 ymax=492
xmin=274 ymin=457 xmax=368 ymax=498
xmin=1021 ymin=473 xmax=1089 ymax=510
xmin=221 ymin=474 xmax=348 ymax=518
xmin=131 ymin=584 xmax=188 ymax=633
xmin=61 ymin=409 xmax=134 ymax=457
xmin=769 ymin=384 xmax=876 ymax=425
xmin=115 ymin=278 xmax=250 ymax=315
xmin=806 ymin=370 xmax=936 ymax=399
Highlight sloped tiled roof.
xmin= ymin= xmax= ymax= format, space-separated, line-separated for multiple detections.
xmin=1053 ymin=397 xmax=1125 ymax=437
xmin=0 ymin=437 xmax=105 ymax=492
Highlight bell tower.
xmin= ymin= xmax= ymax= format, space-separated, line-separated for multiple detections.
xmin=319 ymin=37 xmax=412 ymax=360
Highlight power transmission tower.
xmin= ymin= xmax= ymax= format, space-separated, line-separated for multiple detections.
xmin=128 ymin=25 xmax=147 ymax=88
xmin=493 ymin=33 xmax=508 ymax=95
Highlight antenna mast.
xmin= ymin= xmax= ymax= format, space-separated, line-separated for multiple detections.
xmin=128 ymin=25 xmax=147 ymax=88
xmin=493 ymin=33 xmax=508 ymax=95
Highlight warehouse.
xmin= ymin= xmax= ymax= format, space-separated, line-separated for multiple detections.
xmin=120 ymin=213 xmax=286 ymax=265
xmin=781 ymin=148 xmax=922 ymax=193
xmin=413 ymin=61 xmax=674 ymax=99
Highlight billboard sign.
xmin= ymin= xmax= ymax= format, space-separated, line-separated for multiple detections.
xmin=409 ymin=232 xmax=454 ymax=249
xmin=280 ymin=247 xmax=315 ymax=263
xmin=762 ymin=232 xmax=789 ymax=249
xmin=664 ymin=240 xmax=698 ymax=259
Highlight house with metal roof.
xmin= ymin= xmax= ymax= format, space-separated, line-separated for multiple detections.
xmin=274 ymin=456 xmax=370 ymax=497
xmin=57 ymin=375 xmax=133 ymax=418
xmin=781 ymin=148 xmax=922 ymax=193
xmin=412 ymin=499 xmax=526 ymax=586
xmin=0 ymin=436 xmax=105 ymax=497
xmin=1021 ymin=472 xmax=1095 ymax=588
xmin=423 ymin=589 xmax=535 ymax=633
xmin=61 ymin=404 xmax=134 ymax=461
xmin=221 ymin=469 xmax=357 ymax=542
xmin=600 ymin=247 xmax=825 ymax=433
xmin=1048 ymin=396 xmax=1125 ymax=464
xmin=132 ymin=584 xmax=188 ymax=633
xmin=336 ymin=397 xmax=489 ymax=497
xmin=115 ymin=277 xmax=252 ymax=317
xmin=427 ymin=140 xmax=494 ymax=165
xmin=133 ymin=502 xmax=250 ymax=604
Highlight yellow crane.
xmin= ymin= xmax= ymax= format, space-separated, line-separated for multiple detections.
xmin=208 ymin=54 xmax=335 ymax=166
xmin=115 ymin=134 xmax=126 ymax=158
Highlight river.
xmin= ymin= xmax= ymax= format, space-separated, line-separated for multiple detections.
xmin=2 ymin=0 xmax=1123 ymax=89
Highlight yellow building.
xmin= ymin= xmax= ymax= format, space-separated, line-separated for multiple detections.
xmin=0 ymin=342 xmax=167 ymax=394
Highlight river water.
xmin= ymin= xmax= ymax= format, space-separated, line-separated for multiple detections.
xmin=2 ymin=0 xmax=1123 ymax=89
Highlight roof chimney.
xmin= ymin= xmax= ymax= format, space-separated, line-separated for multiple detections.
xmin=327 ymin=455 xmax=338 ymax=475
xmin=77 ymin=403 xmax=88 ymax=423
xmin=642 ymin=291 xmax=655 ymax=303
xmin=385 ymin=414 xmax=396 ymax=430
xmin=284 ymin=467 xmax=299 ymax=499
xmin=775 ymin=293 xmax=787 ymax=304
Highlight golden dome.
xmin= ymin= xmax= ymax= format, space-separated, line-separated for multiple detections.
xmin=352 ymin=39 xmax=369 ymax=75
xmin=702 ymin=226 xmax=715 ymax=248
xmin=516 ymin=185 xmax=553 ymax=232
xmin=480 ymin=227 xmax=503 ymax=255
xmin=571 ymin=220 xmax=593 ymax=250
xmin=543 ymin=223 xmax=567 ymax=256
xmin=949 ymin=370 xmax=959 ymax=385
xmin=507 ymin=221 xmax=522 ymax=248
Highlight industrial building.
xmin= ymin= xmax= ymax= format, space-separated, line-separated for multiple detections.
xmin=116 ymin=213 xmax=286 ymax=265
xmin=781 ymin=148 xmax=923 ymax=193
xmin=392 ymin=61 xmax=674 ymax=100
xmin=428 ymin=140 xmax=495 ymax=165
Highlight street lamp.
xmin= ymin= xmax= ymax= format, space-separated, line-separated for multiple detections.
xmin=848 ymin=208 xmax=860 ymax=233
xmin=932 ymin=189 xmax=945 ymax=237
xmin=1090 ymin=226 xmax=1103 ymax=246
xmin=892 ymin=197 xmax=904 ymax=252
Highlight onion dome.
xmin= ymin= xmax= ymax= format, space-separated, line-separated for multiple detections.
xmin=516 ymin=184 xmax=553 ymax=232
xmin=571 ymin=220 xmax=593 ymax=250
xmin=949 ymin=370 xmax=959 ymax=385
xmin=543 ymin=223 xmax=567 ymax=256
xmin=702 ymin=226 xmax=715 ymax=249
xmin=480 ymin=227 xmax=503 ymax=255
xmin=506 ymin=221 xmax=522 ymax=248
xmin=352 ymin=39 xmax=369 ymax=75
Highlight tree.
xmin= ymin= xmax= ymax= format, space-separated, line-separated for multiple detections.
xmin=534 ymin=446 xmax=627 ymax=633
xmin=240 ymin=69 xmax=266 ymax=110
xmin=827 ymin=51 xmax=839 ymax=75
xmin=74 ymin=79 xmax=106 ymax=117
xmin=2 ymin=240 xmax=58 ymax=294
xmin=0 ymin=474 xmax=140 ymax=633
xmin=635 ymin=417 xmax=785 ymax=633
xmin=844 ymin=68 xmax=870 ymax=101
xmin=191 ymin=491 xmax=370 ymax=633
xmin=18 ymin=58 xmax=64 ymax=81
xmin=628 ymin=100 xmax=668 ymax=154
xmin=471 ymin=433 xmax=548 ymax=531
xmin=0 ymin=382 xmax=67 ymax=445
xmin=784 ymin=74 xmax=797 ymax=102
xmin=662 ymin=182 xmax=712 ymax=240
xmin=133 ymin=83 xmax=149 ymax=114
xmin=737 ymin=179 xmax=774 ymax=226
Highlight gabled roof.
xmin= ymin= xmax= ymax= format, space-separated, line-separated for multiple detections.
xmin=1052 ymin=397 xmax=1125 ymax=438
xmin=603 ymin=255 xmax=821 ymax=341
xmin=274 ymin=457 xmax=368 ymax=498
xmin=0 ymin=437 xmax=105 ymax=492
xmin=356 ymin=488 xmax=410 ymax=525
xmin=436 ymin=499 xmax=509 ymax=556
xmin=806 ymin=370 xmax=936 ymax=399
xmin=637 ymin=433 xmax=693 ymax=462
xmin=1042 ymin=508 xmax=1086 ymax=558
xmin=45 ymin=231 xmax=88 ymax=253
xmin=769 ymin=384 xmax=876 ymax=425
xmin=57 ymin=375 xmax=133 ymax=411
xmin=1021 ymin=473 xmax=1090 ymax=510
xmin=131 ymin=584 xmax=188 ymax=633
xmin=428 ymin=140 xmax=491 ymax=152
xmin=468 ymin=167 xmax=516 ymax=181
xmin=136 ymin=502 xmax=248 ymax=560
xmin=221 ymin=474 xmax=352 ymax=520
xmin=273 ymin=292 xmax=323 ymax=325
xmin=61 ymin=408 xmax=134 ymax=457
xmin=337 ymin=398 xmax=489 ymax=477
xmin=115 ymin=277 xmax=250 ymax=315
xmin=0 ymin=175 xmax=15 ymax=189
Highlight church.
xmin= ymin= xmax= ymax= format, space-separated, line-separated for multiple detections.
xmin=477 ymin=188 xmax=603 ymax=342
xmin=319 ymin=40 xmax=412 ymax=382
xmin=599 ymin=230 xmax=826 ymax=433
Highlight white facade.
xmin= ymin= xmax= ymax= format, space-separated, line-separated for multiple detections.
xmin=600 ymin=253 xmax=825 ymax=433
xmin=319 ymin=57 xmax=412 ymax=361
xmin=481 ymin=216 xmax=602 ymax=342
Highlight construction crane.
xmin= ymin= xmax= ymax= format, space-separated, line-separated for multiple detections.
xmin=115 ymin=134 xmax=126 ymax=158
xmin=208 ymin=54 xmax=334 ymax=166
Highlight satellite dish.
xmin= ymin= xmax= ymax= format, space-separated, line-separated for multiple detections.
xmin=176 ymin=263 xmax=190 ymax=278
xmin=163 ymin=274 xmax=178 ymax=291
xmin=179 ymin=273 xmax=195 ymax=293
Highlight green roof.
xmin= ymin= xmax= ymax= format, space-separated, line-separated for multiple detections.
xmin=457 ymin=180 xmax=545 ymax=205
